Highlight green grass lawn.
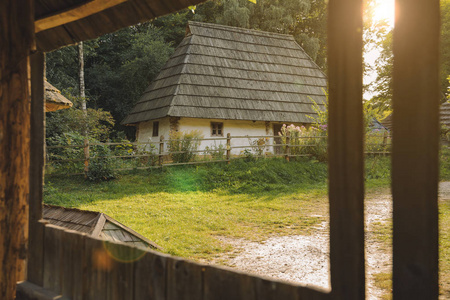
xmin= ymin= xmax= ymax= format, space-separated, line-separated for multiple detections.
xmin=44 ymin=158 xmax=330 ymax=258
xmin=43 ymin=154 xmax=450 ymax=296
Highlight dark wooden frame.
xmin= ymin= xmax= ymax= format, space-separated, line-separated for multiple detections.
xmin=211 ymin=122 xmax=224 ymax=137
xmin=0 ymin=0 xmax=441 ymax=299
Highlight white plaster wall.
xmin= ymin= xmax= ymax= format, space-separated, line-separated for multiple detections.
xmin=137 ymin=117 xmax=170 ymax=152
xmin=137 ymin=117 xmax=305 ymax=155
xmin=178 ymin=118 xmax=272 ymax=155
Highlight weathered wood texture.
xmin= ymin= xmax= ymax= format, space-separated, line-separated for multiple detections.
xmin=392 ymin=0 xmax=440 ymax=298
xmin=0 ymin=0 xmax=34 ymax=298
xmin=327 ymin=0 xmax=365 ymax=299
xmin=35 ymin=0 xmax=206 ymax=52
xmin=28 ymin=52 xmax=46 ymax=286
xmin=18 ymin=224 xmax=331 ymax=300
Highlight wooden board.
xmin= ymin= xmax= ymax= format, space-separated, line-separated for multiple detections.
xmin=42 ymin=225 xmax=63 ymax=294
xmin=203 ymin=265 xmax=256 ymax=300
xmin=83 ymin=236 xmax=109 ymax=299
xmin=0 ymin=0 xmax=34 ymax=297
xmin=134 ymin=250 xmax=168 ymax=300
xmin=61 ymin=229 xmax=86 ymax=300
xmin=166 ymin=257 xmax=204 ymax=300
xmin=392 ymin=0 xmax=440 ymax=298
xmin=27 ymin=51 xmax=46 ymax=286
xmin=327 ymin=0 xmax=365 ymax=299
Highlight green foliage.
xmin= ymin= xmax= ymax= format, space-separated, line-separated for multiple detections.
xmin=204 ymin=143 xmax=227 ymax=160
xmin=46 ymin=25 xmax=174 ymax=138
xmin=279 ymin=124 xmax=328 ymax=161
xmin=247 ymin=137 xmax=268 ymax=157
xmin=168 ymin=130 xmax=204 ymax=163
xmin=86 ymin=145 xmax=117 ymax=182
xmin=46 ymin=92 xmax=115 ymax=142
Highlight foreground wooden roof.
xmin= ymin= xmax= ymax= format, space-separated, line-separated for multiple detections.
xmin=35 ymin=0 xmax=204 ymax=52
xmin=122 ymin=21 xmax=327 ymax=125
xmin=43 ymin=204 xmax=160 ymax=250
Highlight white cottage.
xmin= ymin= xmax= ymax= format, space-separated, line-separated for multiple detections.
xmin=122 ymin=21 xmax=327 ymax=154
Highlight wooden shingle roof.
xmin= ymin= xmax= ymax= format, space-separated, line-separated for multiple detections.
xmin=122 ymin=21 xmax=327 ymax=125
xmin=43 ymin=204 xmax=160 ymax=250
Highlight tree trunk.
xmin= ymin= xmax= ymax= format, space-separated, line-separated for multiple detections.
xmin=78 ymin=42 xmax=90 ymax=174
xmin=0 ymin=0 xmax=34 ymax=298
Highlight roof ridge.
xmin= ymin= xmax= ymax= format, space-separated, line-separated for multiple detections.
xmin=188 ymin=21 xmax=294 ymax=40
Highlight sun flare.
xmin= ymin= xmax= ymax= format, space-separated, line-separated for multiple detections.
xmin=373 ymin=0 xmax=395 ymax=27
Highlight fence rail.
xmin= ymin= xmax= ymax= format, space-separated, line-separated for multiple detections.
xmin=45 ymin=133 xmax=391 ymax=176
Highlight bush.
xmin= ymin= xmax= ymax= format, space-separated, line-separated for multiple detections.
xmin=204 ymin=143 xmax=226 ymax=160
xmin=86 ymin=145 xmax=117 ymax=181
xmin=279 ymin=124 xmax=328 ymax=161
xmin=168 ymin=130 xmax=203 ymax=163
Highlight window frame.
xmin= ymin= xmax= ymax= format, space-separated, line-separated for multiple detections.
xmin=211 ymin=122 xmax=223 ymax=137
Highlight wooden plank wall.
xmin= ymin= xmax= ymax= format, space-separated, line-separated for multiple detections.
xmin=21 ymin=224 xmax=331 ymax=300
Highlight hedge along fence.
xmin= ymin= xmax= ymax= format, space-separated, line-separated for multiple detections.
xmin=45 ymin=132 xmax=391 ymax=176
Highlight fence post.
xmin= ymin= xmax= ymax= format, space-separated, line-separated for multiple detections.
xmin=159 ymin=135 xmax=164 ymax=167
xmin=83 ymin=140 xmax=89 ymax=176
xmin=285 ymin=135 xmax=290 ymax=161
xmin=226 ymin=133 xmax=231 ymax=164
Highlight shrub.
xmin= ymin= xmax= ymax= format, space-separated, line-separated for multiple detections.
xmin=279 ymin=124 xmax=328 ymax=161
xmin=86 ymin=145 xmax=117 ymax=181
xmin=168 ymin=130 xmax=204 ymax=163
xmin=204 ymin=143 xmax=226 ymax=160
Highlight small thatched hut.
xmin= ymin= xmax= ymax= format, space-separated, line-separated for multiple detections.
xmin=44 ymin=80 xmax=73 ymax=112
xmin=122 ymin=21 xmax=327 ymax=154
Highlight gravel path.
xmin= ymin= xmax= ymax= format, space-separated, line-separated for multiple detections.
xmin=204 ymin=183 xmax=450 ymax=299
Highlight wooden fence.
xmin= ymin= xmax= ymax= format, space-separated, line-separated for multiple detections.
xmin=45 ymin=133 xmax=391 ymax=176
xmin=18 ymin=221 xmax=329 ymax=300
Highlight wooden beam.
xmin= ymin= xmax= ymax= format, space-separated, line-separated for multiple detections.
xmin=392 ymin=0 xmax=440 ymax=298
xmin=27 ymin=52 xmax=46 ymax=286
xmin=0 ymin=0 xmax=34 ymax=298
xmin=327 ymin=0 xmax=365 ymax=298
xmin=35 ymin=0 xmax=127 ymax=33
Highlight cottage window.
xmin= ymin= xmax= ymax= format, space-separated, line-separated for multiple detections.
xmin=211 ymin=122 xmax=223 ymax=136
xmin=152 ymin=121 xmax=159 ymax=137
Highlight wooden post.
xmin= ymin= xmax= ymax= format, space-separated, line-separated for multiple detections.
xmin=159 ymin=135 xmax=164 ymax=167
xmin=328 ymin=0 xmax=365 ymax=298
xmin=27 ymin=52 xmax=46 ymax=285
xmin=285 ymin=136 xmax=290 ymax=161
xmin=226 ymin=133 xmax=231 ymax=163
xmin=392 ymin=0 xmax=440 ymax=298
xmin=0 ymin=0 xmax=35 ymax=298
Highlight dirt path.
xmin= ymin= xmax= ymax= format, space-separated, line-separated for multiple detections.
xmin=204 ymin=183 xmax=450 ymax=299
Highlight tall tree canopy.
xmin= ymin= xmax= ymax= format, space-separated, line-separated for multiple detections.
xmin=46 ymin=25 xmax=174 ymax=138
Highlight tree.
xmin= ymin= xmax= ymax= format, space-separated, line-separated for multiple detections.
xmin=46 ymin=24 xmax=174 ymax=139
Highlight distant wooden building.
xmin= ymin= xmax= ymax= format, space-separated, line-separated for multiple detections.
xmin=43 ymin=204 xmax=159 ymax=250
xmin=381 ymin=101 xmax=450 ymax=132
xmin=122 ymin=21 xmax=327 ymax=154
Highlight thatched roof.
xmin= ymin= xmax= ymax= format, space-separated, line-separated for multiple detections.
xmin=43 ymin=204 xmax=160 ymax=250
xmin=122 ymin=21 xmax=327 ymax=125
xmin=35 ymin=0 xmax=205 ymax=52
xmin=45 ymin=80 xmax=73 ymax=112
